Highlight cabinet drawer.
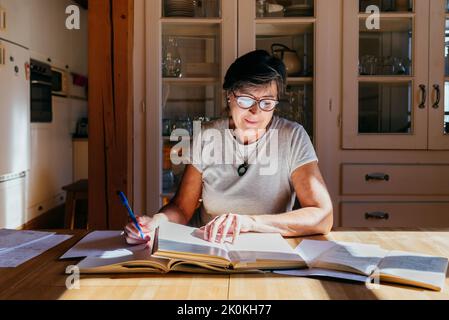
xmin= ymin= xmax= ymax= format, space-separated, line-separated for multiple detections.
xmin=341 ymin=202 xmax=449 ymax=228
xmin=342 ymin=164 xmax=449 ymax=195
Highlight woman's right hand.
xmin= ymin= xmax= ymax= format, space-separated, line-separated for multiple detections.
xmin=124 ymin=214 xmax=168 ymax=246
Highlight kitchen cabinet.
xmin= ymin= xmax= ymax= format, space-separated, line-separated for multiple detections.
xmin=141 ymin=0 xmax=449 ymax=227
xmin=146 ymin=0 xmax=328 ymax=211
xmin=429 ymin=0 xmax=449 ymax=150
xmin=238 ymin=0 xmax=317 ymax=140
xmin=146 ymin=0 xmax=237 ymax=209
xmin=341 ymin=201 xmax=449 ymax=228
xmin=70 ymin=6 xmax=88 ymax=75
xmin=336 ymin=0 xmax=449 ymax=228
xmin=29 ymin=0 xmax=55 ymax=63
xmin=29 ymin=0 xmax=87 ymax=74
xmin=0 ymin=0 xmax=31 ymax=47
xmin=342 ymin=0 xmax=449 ymax=150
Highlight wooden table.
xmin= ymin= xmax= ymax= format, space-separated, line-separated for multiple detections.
xmin=1 ymin=229 xmax=449 ymax=300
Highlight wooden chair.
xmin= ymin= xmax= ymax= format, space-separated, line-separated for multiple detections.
xmin=62 ymin=179 xmax=88 ymax=230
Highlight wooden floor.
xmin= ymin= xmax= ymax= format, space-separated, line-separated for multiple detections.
xmin=1 ymin=228 xmax=449 ymax=300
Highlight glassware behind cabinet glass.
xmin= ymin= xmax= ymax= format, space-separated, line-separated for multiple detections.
xmin=163 ymin=37 xmax=183 ymax=78
xmin=256 ymin=0 xmax=266 ymax=18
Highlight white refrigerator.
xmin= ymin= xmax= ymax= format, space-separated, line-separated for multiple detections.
xmin=0 ymin=38 xmax=30 ymax=228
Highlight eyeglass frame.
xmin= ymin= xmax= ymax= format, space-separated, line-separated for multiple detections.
xmin=230 ymin=91 xmax=280 ymax=112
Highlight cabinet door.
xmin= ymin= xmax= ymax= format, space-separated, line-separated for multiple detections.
xmin=70 ymin=6 xmax=88 ymax=75
xmin=0 ymin=0 xmax=31 ymax=48
xmin=146 ymin=0 xmax=237 ymax=211
xmin=49 ymin=0 xmax=73 ymax=69
xmin=29 ymin=125 xmax=53 ymax=207
xmin=29 ymin=0 xmax=72 ymax=68
xmin=428 ymin=0 xmax=449 ymax=150
xmin=29 ymin=0 xmax=53 ymax=61
xmin=342 ymin=0 xmax=429 ymax=150
xmin=238 ymin=0 xmax=317 ymax=140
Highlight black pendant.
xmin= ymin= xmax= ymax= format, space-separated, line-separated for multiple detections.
xmin=237 ymin=163 xmax=248 ymax=177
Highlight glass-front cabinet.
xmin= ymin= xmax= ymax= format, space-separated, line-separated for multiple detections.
xmin=147 ymin=0 xmax=237 ymax=206
xmin=343 ymin=0 xmax=449 ymax=150
xmin=239 ymin=0 xmax=316 ymax=139
xmin=148 ymin=0 xmax=323 ymax=207
xmin=429 ymin=0 xmax=449 ymax=149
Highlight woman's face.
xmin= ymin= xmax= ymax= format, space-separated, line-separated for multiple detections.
xmin=228 ymin=81 xmax=278 ymax=142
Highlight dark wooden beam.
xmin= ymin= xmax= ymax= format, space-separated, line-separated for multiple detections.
xmin=88 ymin=0 xmax=134 ymax=230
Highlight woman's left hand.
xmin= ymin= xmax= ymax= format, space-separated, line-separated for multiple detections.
xmin=200 ymin=213 xmax=255 ymax=244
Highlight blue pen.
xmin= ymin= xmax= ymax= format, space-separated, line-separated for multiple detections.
xmin=117 ymin=191 xmax=145 ymax=239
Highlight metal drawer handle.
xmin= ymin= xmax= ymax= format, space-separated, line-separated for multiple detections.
xmin=0 ymin=45 xmax=5 ymax=66
xmin=418 ymin=84 xmax=426 ymax=109
xmin=432 ymin=84 xmax=441 ymax=109
xmin=365 ymin=173 xmax=390 ymax=181
xmin=365 ymin=212 xmax=390 ymax=220
xmin=0 ymin=7 xmax=6 ymax=31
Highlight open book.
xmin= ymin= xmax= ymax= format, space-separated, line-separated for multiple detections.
xmin=61 ymin=221 xmax=306 ymax=274
xmin=275 ymin=240 xmax=448 ymax=291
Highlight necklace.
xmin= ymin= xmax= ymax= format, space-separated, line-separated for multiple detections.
xmin=234 ymin=140 xmax=259 ymax=177
xmin=229 ymin=117 xmax=273 ymax=177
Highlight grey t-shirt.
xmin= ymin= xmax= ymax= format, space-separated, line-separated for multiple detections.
xmin=190 ymin=116 xmax=318 ymax=226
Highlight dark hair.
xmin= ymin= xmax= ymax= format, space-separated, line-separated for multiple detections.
xmin=223 ymin=50 xmax=287 ymax=99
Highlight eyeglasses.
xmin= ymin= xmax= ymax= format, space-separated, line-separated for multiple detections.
xmin=232 ymin=92 xmax=279 ymax=112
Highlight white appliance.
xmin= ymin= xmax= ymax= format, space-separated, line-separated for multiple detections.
xmin=0 ymin=37 xmax=30 ymax=228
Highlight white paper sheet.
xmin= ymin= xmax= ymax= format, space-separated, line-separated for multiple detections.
xmin=0 ymin=234 xmax=73 ymax=267
xmin=60 ymin=231 xmax=147 ymax=259
xmin=0 ymin=229 xmax=55 ymax=253
xmin=274 ymin=268 xmax=369 ymax=283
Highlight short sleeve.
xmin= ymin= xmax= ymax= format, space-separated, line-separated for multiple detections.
xmin=190 ymin=126 xmax=204 ymax=173
xmin=289 ymin=125 xmax=318 ymax=175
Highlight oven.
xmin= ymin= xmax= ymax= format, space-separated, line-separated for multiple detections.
xmin=30 ymin=59 xmax=52 ymax=123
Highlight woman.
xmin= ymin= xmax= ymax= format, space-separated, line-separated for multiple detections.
xmin=125 ymin=50 xmax=333 ymax=245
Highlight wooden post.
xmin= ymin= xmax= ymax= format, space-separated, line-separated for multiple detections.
xmin=88 ymin=0 xmax=134 ymax=229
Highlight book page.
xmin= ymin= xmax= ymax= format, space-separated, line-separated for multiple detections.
xmin=0 ymin=229 xmax=55 ymax=253
xmin=297 ymin=240 xmax=387 ymax=275
xmin=274 ymin=268 xmax=369 ymax=283
xmin=378 ymin=250 xmax=449 ymax=291
xmin=226 ymin=233 xmax=304 ymax=263
xmin=76 ymin=249 xmax=169 ymax=273
xmin=0 ymin=234 xmax=72 ymax=267
xmin=60 ymin=231 xmax=147 ymax=259
xmin=295 ymin=239 xmax=337 ymax=264
xmin=156 ymin=221 xmax=230 ymax=261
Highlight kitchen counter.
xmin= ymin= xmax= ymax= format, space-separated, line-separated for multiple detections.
xmin=1 ymin=228 xmax=448 ymax=300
